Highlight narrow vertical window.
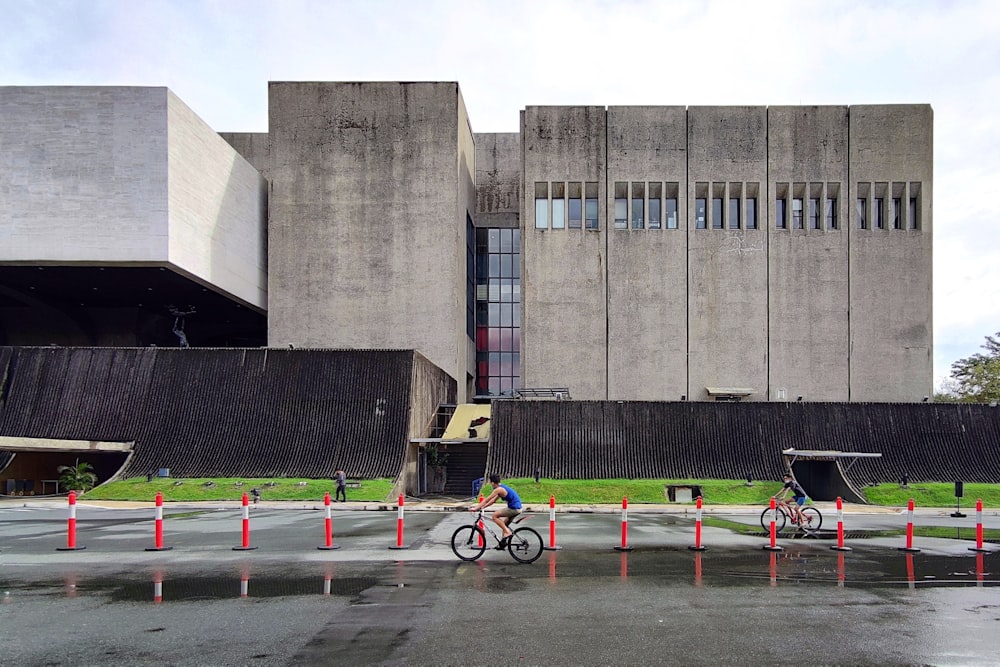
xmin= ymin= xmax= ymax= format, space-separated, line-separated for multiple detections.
xmin=909 ymin=197 xmax=918 ymax=230
xmin=809 ymin=198 xmax=820 ymax=229
xmin=695 ymin=198 xmax=707 ymax=229
xmin=826 ymin=198 xmax=838 ymax=230
xmin=729 ymin=198 xmax=740 ymax=229
xmin=892 ymin=198 xmax=902 ymax=230
xmin=857 ymin=198 xmax=867 ymax=229
xmin=551 ymin=182 xmax=566 ymax=229
xmin=776 ymin=199 xmax=786 ymax=229
xmin=665 ymin=197 xmax=678 ymax=229
xmin=712 ymin=197 xmax=723 ymax=229
xmin=585 ymin=182 xmax=599 ymax=229
xmin=631 ymin=182 xmax=644 ymax=229
xmin=792 ymin=198 xmax=803 ymax=229
xmin=648 ymin=182 xmax=661 ymax=229
xmin=874 ymin=197 xmax=884 ymax=229
xmin=614 ymin=182 xmax=627 ymax=229
xmin=534 ymin=182 xmax=548 ymax=229
xmin=746 ymin=198 xmax=757 ymax=230
xmin=568 ymin=182 xmax=582 ymax=229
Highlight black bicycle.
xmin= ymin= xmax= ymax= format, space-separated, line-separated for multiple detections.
xmin=451 ymin=509 xmax=544 ymax=564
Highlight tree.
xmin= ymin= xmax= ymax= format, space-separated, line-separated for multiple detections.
xmin=945 ymin=331 xmax=1000 ymax=403
xmin=57 ymin=460 xmax=98 ymax=493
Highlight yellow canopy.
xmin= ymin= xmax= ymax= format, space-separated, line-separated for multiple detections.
xmin=442 ymin=404 xmax=492 ymax=441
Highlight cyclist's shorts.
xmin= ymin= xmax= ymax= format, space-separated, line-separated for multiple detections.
xmin=496 ymin=507 xmax=522 ymax=519
xmin=794 ymin=496 xmax=806 ymax=506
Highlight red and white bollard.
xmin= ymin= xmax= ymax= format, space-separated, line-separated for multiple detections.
xmin=830 ymin=496 xmax=851 ymax=552
xmin=232 ymin=492 xmax=258 ymax=551
xmin=318 ymin=492 xmax=340 ymax=550
xmin=153 ymin=571 xmax=164 ymax=604
xmin=145 ymin=491 xmax=172 ymax=551
xmin=688 ymin=496 xmax=707 ymax=551
xmin=477 ymin=494 xmax=484 ymax=548
xmin=763 ymin=496 xmax=783 ymax=551
xmin=970 ymin=498 xmax=989 ymax=553
xmin=613 ymin=497 xmax=633 ymax=551
xmin=545 ymin=495 xmax=562 ymax=550
xmin=388 ymin=494 xmax=409 ymax=549
xmin=57 ymin=490 xmax=86 ymax=551
xmin=898 ymin=498 xmax=920 ymax=553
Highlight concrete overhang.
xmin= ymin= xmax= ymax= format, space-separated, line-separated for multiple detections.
xmin=0 ymin=436 xmax=134 ymax=454
xmin=706 ymin=387 xmax=754 ymax=398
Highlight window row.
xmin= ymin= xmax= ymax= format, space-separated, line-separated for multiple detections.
xmin=774 ymin=183 xmax=840 ymax=231
xmin=692 ymin=182 xmax=760 ymax=231
xmin=855 ymin=182 xmax=922 ymax=230
xmin=612 ymin=181 xmax=683 ymax=230
xmin=535 ymin=182 xmax=600 ymax=230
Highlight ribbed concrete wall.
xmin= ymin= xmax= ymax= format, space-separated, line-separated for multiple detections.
xmin=488 ymin=400 xmax=1000 ymax=483
xmin=0 ymin=347 xmax=453 ymax=480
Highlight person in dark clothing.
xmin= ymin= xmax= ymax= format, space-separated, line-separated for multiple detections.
xmin=334 ymin=469 xmax=347 ymax=502
xmin=776 ymin=473 xmax=807 ymax=524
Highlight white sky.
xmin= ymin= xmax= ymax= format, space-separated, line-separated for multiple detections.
xmin=2 ymin=0 xmax=998 ymax=388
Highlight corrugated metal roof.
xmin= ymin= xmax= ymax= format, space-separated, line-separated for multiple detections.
xmin=0 ymin=347 xmax=423 ymax=479
xmin=488 ymin=400 xmax=1000 ymax=483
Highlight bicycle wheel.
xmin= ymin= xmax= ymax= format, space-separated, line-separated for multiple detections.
xmin=507 ymin=526 xmax=543 ymax=564
xmin=451 ymin=525 xmax=487 ymax=561
xmin=760 ymin=507 xmax=788 ymax=533
xmin=800 ymin=507 xmax=822 ymax=531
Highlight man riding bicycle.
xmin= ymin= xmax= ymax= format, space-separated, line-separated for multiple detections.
xmin=470 ymin=474 xmax=522 ymax=549
xmin=776 ymin=473 xmax=808 ymax=524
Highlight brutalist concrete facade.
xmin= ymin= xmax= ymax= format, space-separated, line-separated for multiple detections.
xmin=0 ymin=83 xmax=932 ymax=403
xmin=521 ymin=104 xmax=932 ymax=402
xmin=263 ymin=82 xmax=477 ymax=397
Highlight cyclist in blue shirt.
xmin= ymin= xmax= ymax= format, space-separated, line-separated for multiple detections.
xmin=471 ymin=474 xmax=523 ymax=549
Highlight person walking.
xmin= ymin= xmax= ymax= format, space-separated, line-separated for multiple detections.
xmin=334 ymin=468 xmax=347 ymax=502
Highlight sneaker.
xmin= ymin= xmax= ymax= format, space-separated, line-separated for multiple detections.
xmin=495 ymin=535 xmax=511 ymax=550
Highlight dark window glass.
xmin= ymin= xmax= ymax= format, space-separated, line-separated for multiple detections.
xmin=585 ymin=198 xmax=599 ymax=229
xmin=712 ymin=198 xmax=723 ymax=229
xmin=746 ymin=198 xmax=757 ymax=230
xmin=695 ymin=198 xmax=707 ymax=229
xmin=569 ymin=197 xmax=582 ymax=228
xmin=792 ymin=198 xmax=803 ymax=229
xmin=892 ymin=198 xmax=902 ymax=229
xmin=631 ymin=197 xmax=644 ymax=229
xmin=729 ymin=198 xmax=740 ymax=229
xmin=666 ymin=198 xmax=678 ymax=229
xmin=874 ymin=198 xmax=884 ymax=229
xmin=826 ymin=198 xmax=838 ymax=230
xmin=909 ymin=197 xmax=918 ymax=230
xmin=776 ymin=198 xmax=786 ymax=229
xmin=648 ymin=198 xmax=661 ymax=229
xmin=857 ymin=198 xmax=867 ymax=229
xmin=810 ymin=198 xmax=820 ymax=229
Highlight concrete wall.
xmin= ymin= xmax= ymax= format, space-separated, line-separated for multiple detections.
xmin=520 ymin=106 xmax=607 ymax=399
xmin=849 ymin=105 xmax=933 ymax=401
xmin=767 ymin=106 xmax=850 ymax=401
xmin=0 ymin=87 xmax=169 ymax=262
xmin=167 ymin=92 xmax=268 ymax=310
xmin=686 ymin=107 xmax=769 ymax=401
xmin=475 ymin=132 xmax=520 ymax=228
xmin=606 ymin=107 xmax=688 ymax=400
xmin=219 ymin=132 xmax=271 ymax=177
xmin=266 ymin=82 xmax=473 ymax=398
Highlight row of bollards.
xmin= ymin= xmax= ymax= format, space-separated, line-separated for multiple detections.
xmin=55 ymin=491 xmax=993 ymax=554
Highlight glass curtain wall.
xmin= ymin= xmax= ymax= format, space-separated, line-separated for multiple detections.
xmin=475 ymin=228 xmax=521 ymax=397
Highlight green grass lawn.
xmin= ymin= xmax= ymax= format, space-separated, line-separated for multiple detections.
xmin=81 ymin=477 xmax=1000 ymax=507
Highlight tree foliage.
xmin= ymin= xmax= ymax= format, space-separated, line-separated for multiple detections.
xmin=57 ymin=460 xmax=98 ymax=493
xmin=946 ymin=331 xmax=1000 ymax=403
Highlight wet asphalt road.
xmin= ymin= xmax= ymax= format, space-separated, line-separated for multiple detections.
xmin=1 ymin=501 xmax=998 ymax=666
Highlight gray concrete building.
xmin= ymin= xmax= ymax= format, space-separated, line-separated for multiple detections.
xmin=0 ymin=83 xmax=932 ymax=403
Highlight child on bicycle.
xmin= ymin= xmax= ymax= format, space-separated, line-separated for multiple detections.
xmin=470 ymin=473 xmax=522 ymax=549
xmin=776 ymin=473 xmax=808 ymax=524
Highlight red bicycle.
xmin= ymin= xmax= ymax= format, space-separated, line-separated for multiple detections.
xmin=759 ymin=499 xmax=823 ymax=533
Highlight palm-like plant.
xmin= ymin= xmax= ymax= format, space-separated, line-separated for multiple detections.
xmin=57 ymin=460 xmax=98 ymax=493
